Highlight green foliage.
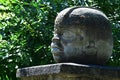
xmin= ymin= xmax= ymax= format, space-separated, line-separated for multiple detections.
xmin=0 ymin=0 xmax=120 ymax=80
xmin=0 ymin=0 xmax=55 ymax=79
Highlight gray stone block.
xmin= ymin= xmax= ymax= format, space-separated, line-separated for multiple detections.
xmin=16 ymin=63 xmax=120 ymax=80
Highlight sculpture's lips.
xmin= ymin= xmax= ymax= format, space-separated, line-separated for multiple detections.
xmin=51 ymin=48 xmax=60 ymax=54
xmin=51 ymin=43 xmax=63 ymax=55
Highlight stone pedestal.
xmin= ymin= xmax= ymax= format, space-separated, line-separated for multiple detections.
xmin=16 ymin=63 xmax=120 ymax=80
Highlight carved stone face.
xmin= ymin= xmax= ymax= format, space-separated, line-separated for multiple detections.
xmin=51 ymin=7 xmax=113 ymax=65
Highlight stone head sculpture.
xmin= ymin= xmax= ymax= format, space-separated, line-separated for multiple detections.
xmin=51 ymin=7 xmax=113 ymax=65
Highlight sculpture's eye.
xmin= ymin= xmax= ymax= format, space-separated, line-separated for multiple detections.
xmin=62 ymin=31 xmax=76 ymax=41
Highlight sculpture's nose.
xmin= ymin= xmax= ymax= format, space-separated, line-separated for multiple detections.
xmin=52 ymin=36 xmax=60 ymax=42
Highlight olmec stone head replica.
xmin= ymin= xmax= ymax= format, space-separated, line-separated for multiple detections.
xmin=51 ymin=7 xmax=113 ymax=65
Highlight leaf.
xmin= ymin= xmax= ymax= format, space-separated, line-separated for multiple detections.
xmin=0 ymin=34 xmax=2 ymax=40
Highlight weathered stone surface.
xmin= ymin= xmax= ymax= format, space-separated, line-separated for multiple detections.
xmin=51 ymin=7 xmax=113 ymax=64
xmin=16 ymin=63 xmax=120 ymax=80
